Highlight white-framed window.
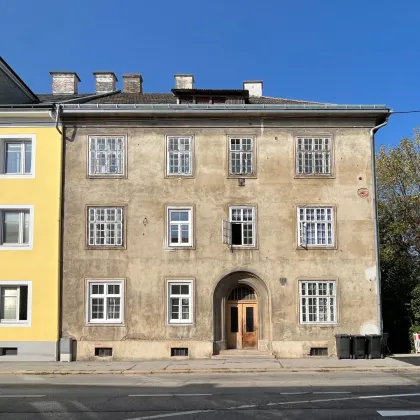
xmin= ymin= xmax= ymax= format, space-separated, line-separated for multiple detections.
xmin=300 ymin=281 xmax=336 ymax=324
xmin=88 ymin=136 xmax=126 ymax=176
xmin=0 ymin=135 xmax=35 ymax=178
xmin=298 ymin=207 xmax=334 ymax=247
xmin=229 ymin=137 xmax=254 ymax=175
xmin=296 ymin=137 xmax=331 ymax=175
xmin=86 ymin=280 xmax=124 ymax=324
xmin=166 ymin=136 xmax=193 ymax=176
xmin=87 ymin=207 xmax=124 ymax=247
xmin=167 ymin=207 xmax=193 ymax=248
xmin=0 ymin=205 xmax=33 ymax=250
xmin=0 ymin=282 xmax=32 ymax=327
xmin=167 ymin=280 xmax=193 ymax=324
xmin=228 ymin=206 xmax=256 ymax=247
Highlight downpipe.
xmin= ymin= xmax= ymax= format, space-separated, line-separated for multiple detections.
xmin=370 ymin=117 xmax=390 ymax=335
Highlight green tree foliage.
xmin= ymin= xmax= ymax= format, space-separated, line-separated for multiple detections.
xmin=377 ymin=133 xmax=420 ymax=352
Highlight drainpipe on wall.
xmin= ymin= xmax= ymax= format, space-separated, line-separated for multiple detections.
xmin=370 ymin=116 xmax=391 ymax=335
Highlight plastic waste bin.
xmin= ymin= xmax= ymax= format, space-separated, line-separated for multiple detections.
xmin=351 ymin=335 xmax=366 ymax=359
xmin=335 ymin=334 xmax=351 ymax=359
xmin=366 ymin=334 xmax=382 ymax=359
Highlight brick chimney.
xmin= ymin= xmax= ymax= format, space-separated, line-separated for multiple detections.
xmin=243 ymin=80 xmax=263 ymax=97
xmin=49 ymin=72 xmax=80 ymax=95
xmin=93 ymin=72 xmax=118 ymax=94
xmin=122 ymin=74 xmax=143 ymax=93
xmin=174 ymin=74 xmax=194 ymax=89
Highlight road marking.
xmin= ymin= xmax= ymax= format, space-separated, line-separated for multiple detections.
xmin=127 ymin=410 xmax=215 ymax=420
xmin=360 ymin=393 xmax=420 ymax=399
xmin=312 ymin=391 xmax=351 ymax=394
xmin=236 ymin=404 xmax=257 ymax=409
xmin=129 ymin=394 xmax=212 ymax=397
xmin=279 ymin=392 xmax=307 ymax=395
xmin=265 ymin=392 xmax=420 ymax=407
xmin=0 ymin=395 xmax=45 ymax=398
xmin=378 ymin=411 xmax=420 ymax=417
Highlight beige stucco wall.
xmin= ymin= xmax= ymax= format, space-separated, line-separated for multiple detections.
xmin=62 ymin=117 xmax=379 ymax=359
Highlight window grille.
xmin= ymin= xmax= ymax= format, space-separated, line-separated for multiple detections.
xmin=88 ymin=207 xmax=123 ymax=247
xmin=0 ymin=210 xmax=30 ymax=246
xmin=229 ymin=137 xmax=253 ymax=175
xmin=228 ymin=286 xmax=256 ymax=301
xmin=88 ymin=281 xmax=123 ymax=323
xmin=167 ymin=137 xmax=192 ymax=175
xmin=168 ymin=281 xmax=192 ymax=324
xmin=89 ymin=136 xmax=125 ymax=176
xmin=298 ymin=207 xmax=334 ymax=247
xmin=300 ymin=281 xmax=336 ymax=324
xmin=296 ymin=137 xmax=331 ymax=175
xmin=167 ymin=208 xmax=192 ymax=247
xmin=229 ymin=206 xmax=255 ymax=247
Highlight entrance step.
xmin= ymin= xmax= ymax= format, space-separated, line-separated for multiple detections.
xmin=212 ymin=349 xmax=275 ymax=359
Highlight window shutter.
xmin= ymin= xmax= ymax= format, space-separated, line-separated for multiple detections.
xmin=222 ymin=220 xmax=232 ymax=245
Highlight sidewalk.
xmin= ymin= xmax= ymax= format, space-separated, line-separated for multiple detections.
xmin=0 ymin=356 xmax=418 ymax=375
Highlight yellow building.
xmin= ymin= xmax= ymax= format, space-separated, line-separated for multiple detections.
xmin=0 ymin=58 xmax=63 ymax=360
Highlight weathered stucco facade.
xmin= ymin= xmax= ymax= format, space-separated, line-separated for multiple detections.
xmin=61 ymin=106 xmax=389 ymax=359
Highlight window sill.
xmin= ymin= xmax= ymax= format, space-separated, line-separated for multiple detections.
xmin=0 ymin=322 xmax=30 ymax=328
xmin=296 ymin=245 xmax=336 ymax=251
xmin=0 ymin=245 xmax=32 ymax=251
xmin=86 ymin=245 xmax=126 ymax=250
xmin=227 ymin=174 xmax=257 ymax=179
xmin=230 ymin=245 xmax=258 ymax=250
xmin=300 ymin=323 xmax=337 ymax=327
xmin=165 ymin=174 xmax=195 ymax=179
xmin=294 ymin=174 xmax=335 ymax=179
xmin=0 ymin=174 xmax=34 ymax=179
xmin=86 ymin=322 xmax=125 ymax=327
xmin=166 ymin=246 xmax=195 ymax=251
xmin=168 ymin=322 xmax=194 ymax=326
xmin=88 ymin=174 xmax=127 ymax=179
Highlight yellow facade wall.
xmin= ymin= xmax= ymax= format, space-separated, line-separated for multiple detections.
xmin=0 ymin=126 xmax=61 ymax=342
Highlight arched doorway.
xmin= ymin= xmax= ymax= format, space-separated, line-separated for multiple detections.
xmin=227 ymin=285 xmax=258 ymax=349
xmin=213 ymin=271 xmax=271 ymax=354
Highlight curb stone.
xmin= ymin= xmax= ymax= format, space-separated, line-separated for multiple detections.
xmin=0 ymin=366 xmax=418 ymax=375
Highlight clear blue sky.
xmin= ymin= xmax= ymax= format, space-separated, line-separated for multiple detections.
xmin=2 ymin=0 xmax=419 ymax=147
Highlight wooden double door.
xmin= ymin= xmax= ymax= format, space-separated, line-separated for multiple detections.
xmin=227 ymin=302 xmax=258 ymax=349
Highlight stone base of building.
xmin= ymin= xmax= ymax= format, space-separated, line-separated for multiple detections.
xmin=0 ymin=341 xmax=58 ymax=361
xmin=272 ymin=340 xmax=336 ymax=358
xmin=75 ymin=340 xmax=214 ymax=361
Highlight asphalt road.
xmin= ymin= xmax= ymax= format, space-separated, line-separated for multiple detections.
xmin=1 ymin=371 xmax=420 ymax=419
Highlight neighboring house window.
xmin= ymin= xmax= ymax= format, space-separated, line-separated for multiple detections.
xmin=0 ymin=208 xmax=31 ymax=248
xmin=87 ymin=280 xmax=124 ymax=323
xmin=88 ymin=207 xmax=124 ymax=247
xmin=229 ymin=206 xmax=256 ymax=247
xmin=167 ymin=280 xmax=193 ymax=324
xmin=300 ymin=281 xmax=336 ymax=324
xmin=0 ymin=283 xmax=31 ymax=325
xmin=296 ymin=137 xmax=331 ymax=175
xmin=229 ymin=137 xmax=254 ymax=175
xmin=298 ymin=207 xmax=334 ymax=247
xmin=167 ymin=207 xmax=193 ymax=248
xmin=0 ymin=135 xmax=35 ymax=176
xmin=89 ymin=136 xmax=125 ymax=176
xmin=166 ymin=136 xmax=192 ymax=176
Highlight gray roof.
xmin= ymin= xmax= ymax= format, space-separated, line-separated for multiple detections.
xmin=73 ymin=92 xmax=320 ymax=105
xmin=37 ymin=93 xmax=95 ymax=103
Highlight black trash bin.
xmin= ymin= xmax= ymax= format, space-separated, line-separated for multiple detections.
xmin=335 ymin=334 xmax=351 ymax=359
xmin=352 ymin=335 xmax=366 ymax=359
xmin=366 ymin=334 xmax=382 ymax=359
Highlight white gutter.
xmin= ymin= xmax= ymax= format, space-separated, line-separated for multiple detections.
xmin=370 ymin=116 xmax=391 ymax=335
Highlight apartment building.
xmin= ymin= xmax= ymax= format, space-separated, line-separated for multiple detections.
xmin=0 ymin=58 xmax=64 ymax=360
xmin=55 ymin=72 xmax=390 ymax=359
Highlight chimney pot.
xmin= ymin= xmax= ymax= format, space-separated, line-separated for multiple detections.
xmin=93 ymin=72 xmax=118 ymax=94
xmin=122 ymin=74 xmax=143 ymax=93
xmin=49 ymin=72 xmax=80 ymax=95
xmin=243 ymin=80 xmax=263 ymax=97
xmin=174 ymin=74 xmax=194 ymax=89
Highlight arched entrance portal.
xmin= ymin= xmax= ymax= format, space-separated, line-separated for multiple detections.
xmin=227 ymin=285 xmax=258 ymax=349
xmin=213 ymin=271 xmax=271 ymax=354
